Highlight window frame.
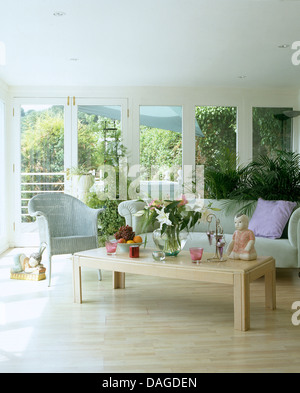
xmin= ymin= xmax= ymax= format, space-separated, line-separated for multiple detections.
xmin=0 ymin=99 xmax=6 ymax=249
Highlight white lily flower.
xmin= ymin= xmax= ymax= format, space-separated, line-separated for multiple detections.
xmin=186 ymin=198 xmax=204 ymax=212
xmin=198 ymin=207 xmax=211 ymax=222
xmin=184 ymin=199 xmax=194 ymax=211
xmin=155 ymin=207 xmax=173 ymax=228
xmin=186 ymin=198 xmax=211 ymax=222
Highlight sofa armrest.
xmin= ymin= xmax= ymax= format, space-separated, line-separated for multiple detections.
xmin=288 ymin=207 xmax=300 ymax=267
xmin=118 ymin=200 xmax=147 ymax=234
xmin=288 ymin=207 xmax=300 ymax=247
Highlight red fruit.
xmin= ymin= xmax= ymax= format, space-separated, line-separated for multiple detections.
xmin=114 ymin=225 xmax=135 ymax=241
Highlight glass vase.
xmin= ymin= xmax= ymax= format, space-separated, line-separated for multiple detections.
xmin=152 ymin=228 xmax=188 ymax=257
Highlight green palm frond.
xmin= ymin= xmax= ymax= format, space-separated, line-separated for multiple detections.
xmin=205 ymin=150 xmax=300 ymax=214
xmin=229 ymin=150 xmax=300 ymax=202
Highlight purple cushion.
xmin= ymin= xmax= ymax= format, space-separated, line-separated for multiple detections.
xmin=248 ymin=198 xmax=297 ymax=239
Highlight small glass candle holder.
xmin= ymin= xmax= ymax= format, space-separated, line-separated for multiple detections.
xmin=152 ymin=251 xmax=166 ymax=262
xmin=105 ymin=239 xmax=118 ymax=255
xmin=189 ymin=247 xmax=204 ymax=264
xmin=207 ymin=230 xmax=215 ymax=245
xmin=217 ymin=237 xmax=226 ymax=260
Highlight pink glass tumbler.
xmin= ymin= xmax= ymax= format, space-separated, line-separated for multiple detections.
xmin=105 ymin=240 xmax=118 ymax=255
xmin=189 ymin=247 xmax=204 ymax=263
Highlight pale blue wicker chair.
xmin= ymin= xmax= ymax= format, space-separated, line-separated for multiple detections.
xmin=28 ymin=193 xmax=104 ymax=287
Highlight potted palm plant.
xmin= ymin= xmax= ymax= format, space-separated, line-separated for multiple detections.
xmin=226 ymin=150 xmax=300 ymax=214
xmin=203 ymin=150 xmax=300 ymax=216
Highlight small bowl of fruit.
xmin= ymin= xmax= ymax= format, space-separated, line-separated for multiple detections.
xmin=114 ymin=225 xmax=143 ymax=252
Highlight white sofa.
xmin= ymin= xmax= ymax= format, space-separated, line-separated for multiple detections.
xmin=118 ymin=199 xmax=300 ymax=269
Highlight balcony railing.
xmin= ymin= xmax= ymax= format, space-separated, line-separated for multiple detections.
xmin=21 ymin=172 xmax=65 ymax=222
xmin=20 ymin=172 xmax=192 ymax=223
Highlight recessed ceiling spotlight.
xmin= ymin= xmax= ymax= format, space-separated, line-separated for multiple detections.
xmin=53 ymin=11 xmax=66 ymax=17
xmin=278 ymin=44 xmax=290 ymax=49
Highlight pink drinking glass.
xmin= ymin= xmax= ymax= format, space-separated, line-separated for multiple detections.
xmin=189 ymin=247 xmax=204 ymax=263
xmin=105 ymin=240 xmax=118 ymax=255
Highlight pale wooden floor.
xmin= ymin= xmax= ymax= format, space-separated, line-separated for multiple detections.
xmin=1 ymin=247 xmax=300 ymax=373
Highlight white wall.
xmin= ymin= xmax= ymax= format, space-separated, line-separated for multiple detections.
xmin=6 ymin=84 xmax=300 ymax=246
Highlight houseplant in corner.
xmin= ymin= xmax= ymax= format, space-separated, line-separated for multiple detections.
xmin=226 ymin=150 xmax=300 ymax=215
xmin=135 ymin=195 xmax=213 ymax=256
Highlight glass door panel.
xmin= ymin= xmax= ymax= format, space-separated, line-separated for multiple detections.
xmin=16 ymin=102 xmax=69 ymax=245
xmin=252 ymin=107 xmax=293 ymax=159
xmin=195 ymin=106 xmax=237 ymax=199
xmin=73 ymin=99 xmax=127 ymax=202
xmin=139 ymin=105 xmax=183 ymax=200
xmin=77 ymin=105 xmax=122 ymax=169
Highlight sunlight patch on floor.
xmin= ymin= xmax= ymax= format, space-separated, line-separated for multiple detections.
xmin=1 ymin=297 xmax=49 ymax=324
xmin=0 ymin=327 xmax=34 ymax=353
xmin=0 ymin=248 xmax=72 ymax=363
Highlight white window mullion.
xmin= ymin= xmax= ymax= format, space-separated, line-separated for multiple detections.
xmin=0 ymin=100 xmax=7 ymax=250
xmin=182 ymin=104 xmax=195 ymax=198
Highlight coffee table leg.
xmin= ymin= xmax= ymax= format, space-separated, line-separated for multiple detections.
xmin=234 ymin=272 xmax=250 ymax=331
xmin=265 ymin=267 xmax=276 ymax=310
xmin=113 ymin=271 xmax=125 ymax=289
xmin=73 ymin=255 xmax=82 ymax=304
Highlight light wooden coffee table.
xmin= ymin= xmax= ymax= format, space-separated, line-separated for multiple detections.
xmin=73 ymin=248 xmax=276 ymax=331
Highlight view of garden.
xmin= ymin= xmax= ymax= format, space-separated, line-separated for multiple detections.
xmin=20 ymin=103 xmax=295 ymax=243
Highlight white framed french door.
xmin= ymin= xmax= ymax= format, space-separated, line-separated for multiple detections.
xmin=13 ymin=97 xmax=128 ymax=246
xmin=13 ymin=97 xmax=72 ymax=246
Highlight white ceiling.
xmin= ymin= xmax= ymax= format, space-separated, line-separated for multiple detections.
xmin=0 ymin=0 xmax=300 ymax=88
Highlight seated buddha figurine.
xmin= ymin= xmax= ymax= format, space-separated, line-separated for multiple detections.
xmin=226 ymin=214 xmax=257 ymax=261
